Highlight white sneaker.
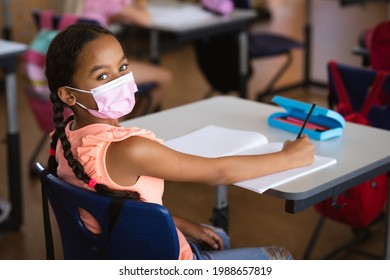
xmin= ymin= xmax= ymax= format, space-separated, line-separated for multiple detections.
xmin=0 ymin=199 xmax=12 ymax=223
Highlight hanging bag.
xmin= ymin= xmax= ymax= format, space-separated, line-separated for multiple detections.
xmin=314 ymin=61 xmax=389 ymax=229
xmin=23 ymin=11 xmax=79 ymax=98
xmin=22 ymin=11 xmax=78 ymax=132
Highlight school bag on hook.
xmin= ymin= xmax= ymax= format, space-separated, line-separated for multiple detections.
xmin=314 ymin=61 xmax=389 ymax=229
xmin=23 ymin=10 xmax=79 ymax=131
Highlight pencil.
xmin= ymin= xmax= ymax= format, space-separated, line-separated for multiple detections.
xmin=296 ymin=103 xmax=316 ymax=139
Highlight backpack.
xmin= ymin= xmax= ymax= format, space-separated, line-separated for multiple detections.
xmin=22 ymin=11 xmax=79 ymax=132
xmin=368 ymin=20 xmax=390 ymax=72
xmin=314 ymin=61 xmax=389 ymax=229
xmin=23 ymin=11 xmax=79 ymax=98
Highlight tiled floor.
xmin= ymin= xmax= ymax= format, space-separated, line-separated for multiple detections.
xmin=0 ymin=0 xmax=387 ymax=259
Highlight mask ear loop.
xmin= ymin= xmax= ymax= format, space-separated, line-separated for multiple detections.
xmin=64 ymin=86 xmax=92 ymax=94
xmin=75 ymin=101 xmax=92 ymax=110
xmin=65 ymin=86 xmax=97 ymax=111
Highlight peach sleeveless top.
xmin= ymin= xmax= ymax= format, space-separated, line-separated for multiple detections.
xmin=54 ymin=121 xmax=193 ymax=260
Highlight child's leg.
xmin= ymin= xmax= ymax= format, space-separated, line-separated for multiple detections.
xmin=189 ymin=224 xmax=292 ymax=260
xmin=194 ymin=245 xmax=293 ymax=260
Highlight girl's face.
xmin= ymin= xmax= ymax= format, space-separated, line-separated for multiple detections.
xmin=69 ymin=34 xmax=131 ymax=110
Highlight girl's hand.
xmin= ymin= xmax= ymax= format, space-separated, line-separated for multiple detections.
xmin=173 ymin=216 xmax=223 ymax=250
xmin=282 ymin=135 xmax=314 ymax=168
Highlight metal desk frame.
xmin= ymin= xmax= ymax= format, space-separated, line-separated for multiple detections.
xmin=0 ymin=39 xmax=27 ymax=232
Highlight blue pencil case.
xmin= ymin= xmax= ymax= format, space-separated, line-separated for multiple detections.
xmin=267 ymin=96 xmax=345 ymax=141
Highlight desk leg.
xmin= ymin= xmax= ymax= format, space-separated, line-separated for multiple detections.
xmin=238 ymin=30 xmax=249 ymax=99
xmin=1 ymin=0 xmax=11 ymax=40
xmin=303 ymin=0 xmax=312 ymax=85
xmin=0 ymin=71 xmax=22 ymax=231
xmin=210 ymin=185 xmax=229 ymax=233
xmin=150 ymin=30 xmax=160 ymax=64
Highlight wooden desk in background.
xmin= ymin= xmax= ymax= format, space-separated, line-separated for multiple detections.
xmin=143 ymin=0 xmax=256 ymax=99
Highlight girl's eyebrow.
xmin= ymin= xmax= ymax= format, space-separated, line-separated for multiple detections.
xmin=88 ymin=55 xmax=127 ymax=74
xmin=89 ymin=65 xmax=106 ymax=74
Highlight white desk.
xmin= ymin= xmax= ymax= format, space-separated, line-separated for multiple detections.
xmin=144 ymin=0 xmax=256 ymax=99
xmin=121 ymin=95 xmax=390 ymax=259
xmin=0 ymin=39 xmax=28 ymax=232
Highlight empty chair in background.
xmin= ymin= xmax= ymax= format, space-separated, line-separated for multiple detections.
xmin=194 ymin=0 xmax=303 ymax=101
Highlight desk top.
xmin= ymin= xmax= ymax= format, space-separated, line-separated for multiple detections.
xmin=0 ymin=39 xmax=27 ymax=59
xmin=122 ymin=96 xmax=390 ymax=203
xmin=148 ymin=0 xmax=256 ymax=35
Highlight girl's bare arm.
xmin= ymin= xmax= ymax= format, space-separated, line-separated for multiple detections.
xmin=106 ymin=134 xmax=314 ymax=186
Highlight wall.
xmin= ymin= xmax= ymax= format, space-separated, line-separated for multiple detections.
xmin=0 ymin=0 xmax=63 ymax=43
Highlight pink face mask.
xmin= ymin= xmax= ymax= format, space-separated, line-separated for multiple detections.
xmin=66 ymin=72 xmax=138 ymax=119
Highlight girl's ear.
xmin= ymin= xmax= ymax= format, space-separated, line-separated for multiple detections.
xmin=58 ymin=87 xmax=76 ymax=106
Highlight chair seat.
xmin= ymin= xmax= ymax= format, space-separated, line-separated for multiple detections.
xmin=249 ymin=33 xmax=303 ymax=58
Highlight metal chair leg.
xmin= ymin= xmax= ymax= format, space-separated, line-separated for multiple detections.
xmin=302 ymin=215 xmax=326 ymax=259
xmin=256 ymin=52 xmax=293 ymax=102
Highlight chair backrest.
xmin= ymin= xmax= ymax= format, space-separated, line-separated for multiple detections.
xmin=327 ymin=61 xmax=390 ymax=131
xmin=34 ymin=163 xmax=180 ymax=260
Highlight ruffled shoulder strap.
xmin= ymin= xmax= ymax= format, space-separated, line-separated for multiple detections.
xmin=73 ymin=124 xmax=162 ymax=184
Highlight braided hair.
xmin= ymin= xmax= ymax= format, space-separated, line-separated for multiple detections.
xmin=46 ymin=23 xmax=139 ymax=200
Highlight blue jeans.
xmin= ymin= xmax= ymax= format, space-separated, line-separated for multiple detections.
xmin=188 ymin=225 xmax=293 ymax=260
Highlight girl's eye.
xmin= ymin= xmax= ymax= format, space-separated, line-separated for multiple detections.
xmin=97 ymin=74 xmax=109 ymax=81
xmin=119 ymin=64 xmax=128 ymax=72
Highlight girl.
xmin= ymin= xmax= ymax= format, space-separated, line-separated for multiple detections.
xmin=63 ymin=0 xmax=172 ymax=117
xmin=46 ymin=23 xmax=314 ymax=260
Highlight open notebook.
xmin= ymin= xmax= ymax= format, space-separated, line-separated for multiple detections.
xmin=165 ymin=125 xmax=337 ymax=194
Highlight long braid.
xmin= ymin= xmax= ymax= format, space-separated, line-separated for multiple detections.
xmin=48 ymin=90 xmax=140 ymax=199
xmin=46 ymin=23 xmax=139 ymax=200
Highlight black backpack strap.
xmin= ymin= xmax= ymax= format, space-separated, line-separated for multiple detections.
xmin=39 ymin=169 xmax=55 ymax=260
xmin=101 ymin=196 xmax=127 ymax=259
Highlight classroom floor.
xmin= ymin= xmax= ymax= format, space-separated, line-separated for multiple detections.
xmin=0 ymin=0 xmax=387 ymax=260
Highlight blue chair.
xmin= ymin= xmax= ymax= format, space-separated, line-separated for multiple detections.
xmin=249 ymin=32 xmax=303 ymax=101
xmin=34 ymin=162 xmax=180 ymax=260
xmin=326 ymin=61 xmax=390 ymax=130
